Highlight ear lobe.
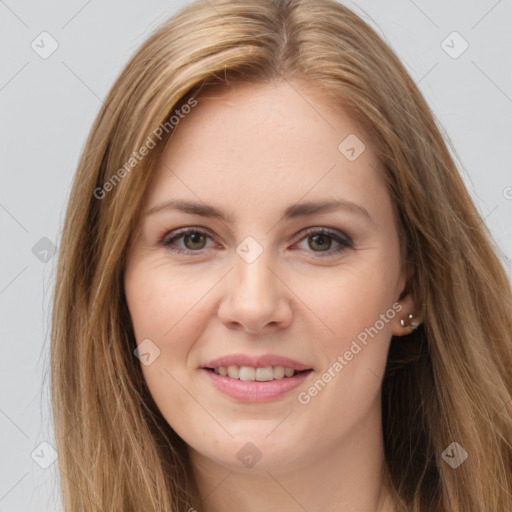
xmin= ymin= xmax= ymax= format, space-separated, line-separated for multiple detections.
xmin=392 ymin=269 xmax=424 ymax=336
xmin=400 ymin=313 xmax=420 ymax=329
xmin=392 ymin=297 xmax=423 ymax=336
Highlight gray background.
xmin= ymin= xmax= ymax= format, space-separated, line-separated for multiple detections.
xmin=1 ymin=0 xmax=511 ymax=510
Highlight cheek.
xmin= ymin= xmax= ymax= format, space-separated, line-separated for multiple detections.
xmin=124 ymin=259 xmax=217 ymax=406
xmin=124 ymin=260 xmax=216 ymax=439
xmin=296 ymin=254 xmax=400 ymax=407
xmin=124 ymin=258 xmax=214 ymax=343
xmin=306 ymin=262 xmax=398 ymax=344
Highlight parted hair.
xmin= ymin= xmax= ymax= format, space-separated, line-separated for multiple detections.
xmin=51 ymin=0 xmax=512 ymax=510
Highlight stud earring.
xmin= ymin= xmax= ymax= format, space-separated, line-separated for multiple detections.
xmin=400 ymin=313 xmax=420 ymax=330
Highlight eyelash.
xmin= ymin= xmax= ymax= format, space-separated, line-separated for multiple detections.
xmin=159 ymin=226 xmax=354 ymax=257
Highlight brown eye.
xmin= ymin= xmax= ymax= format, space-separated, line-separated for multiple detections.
xmin=295 ymin=228 xmax=353 ymax=257
xmin=307 ymin=233 xmax=334 ymax=252
xmin=182 ymin=232 xmax=207 ymax=250
xmin=161 ymin=228 xmax=214 ymax=254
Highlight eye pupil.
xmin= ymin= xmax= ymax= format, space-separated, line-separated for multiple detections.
xmin=309 ymin=234 xmax=331 ymax=251
xmin=185 ymin=232 xmax=206 ymax=249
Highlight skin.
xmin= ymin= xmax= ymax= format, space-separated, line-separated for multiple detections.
xmin=124 ymin=80 xmax=423 ymax=512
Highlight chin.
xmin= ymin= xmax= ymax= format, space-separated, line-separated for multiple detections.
xmin=192 ymin=433 xmax=306 ymax=474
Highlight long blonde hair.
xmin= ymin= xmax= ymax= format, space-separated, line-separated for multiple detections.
xmin=51 ymin=0 xmax=512 ymax=510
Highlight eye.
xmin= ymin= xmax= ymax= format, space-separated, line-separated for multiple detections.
xmin=160 ymin=228 xmax=215 ymax=254
xmin=293 ymin=227 xmax=353 ymax=257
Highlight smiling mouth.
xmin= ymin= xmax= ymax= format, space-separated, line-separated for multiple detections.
xmin=204 ymin=365 xmax=312 ymax=382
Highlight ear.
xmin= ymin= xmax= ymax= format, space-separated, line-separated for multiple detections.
xmin=391 ymin=266 xmax=424 ymax=337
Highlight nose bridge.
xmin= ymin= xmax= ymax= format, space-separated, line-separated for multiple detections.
xmin=237 ymin=245 xmax=272 ymax=288
xmin=218 ymin=236 xmax=292 ymax=332
xmin=233 ymin=239 xmax=277 ymax=304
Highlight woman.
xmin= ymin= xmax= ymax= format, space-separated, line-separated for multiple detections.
xmin=50 ymin=0 xmax=512 ymax=510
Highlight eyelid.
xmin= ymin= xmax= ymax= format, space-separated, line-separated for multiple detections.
xmin=159 ymin=226 xmax=218 ymax=253
xmin=292 ymin=226 xmax=353 ymax=246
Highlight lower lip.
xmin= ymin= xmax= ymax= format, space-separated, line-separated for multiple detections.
xmin=202 ymin=369 xmax=313 ymax=402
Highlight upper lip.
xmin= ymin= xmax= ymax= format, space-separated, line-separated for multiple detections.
xmin=202 ymin=354 xmax=312 ymax=371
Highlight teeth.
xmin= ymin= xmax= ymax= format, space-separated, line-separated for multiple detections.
xmin=227 ymin=365 xmax=239 ymax=379
xmin=239 ymin=366 xmax=255 ymax=381
xmin=273 ymin=366 xmax=285 ymax=379
xmin=255 ymin=366 xmax=273 ymax=381
xmin=212 ymin=365 xmax=299 ymax=381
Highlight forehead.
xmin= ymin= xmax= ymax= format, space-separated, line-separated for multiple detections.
xmin=143 ymin=81 xmax=387 ymax=223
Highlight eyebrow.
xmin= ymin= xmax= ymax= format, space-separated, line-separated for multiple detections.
xmin=145 ymin=198 xmax=373 ymax=224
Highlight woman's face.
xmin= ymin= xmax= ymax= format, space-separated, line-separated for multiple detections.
xmin=124 ymin=81 xmax=416 ymax=474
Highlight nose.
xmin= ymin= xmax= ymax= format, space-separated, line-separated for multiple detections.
xmin=217 ymin=248 xmax=293 ymax=334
